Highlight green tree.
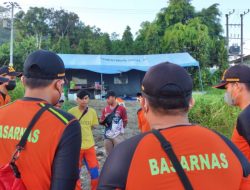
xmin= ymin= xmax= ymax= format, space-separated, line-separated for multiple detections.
xmin=0 ymin=43 xmax=10 ymax=66
xmin=135 ymin=0 xmax=227 ymax=73
xmin=163 ymin=18 xmax=210 ymax=67
xmin=196 ymin=4 xmax=222 ymax=37
xmin=110 ymin=32 xmax=124 ymax=54
xmin=87 ymin=32 xmax=112 ymax=54
xmin=50 ymin=9 xmax=79 ymax=38
xmin=77 ymin=39 xmax=90 ymax=54
xmin=155 ymin=0 xmax=195 ymax=33
xmin=0 ymin=36 xmax=37 ymax=70
xmin=121 ymin=26 xmax=134 ymax=54
xmin=52 ymin=37 xmax=71 ymax=53
xmin=15 ymin=7 xmax=51 ymax=49
xmin=134 ymin=22 xmax=151 ymax=54
xmin=134 ymin=22 xmax=162 ymax=54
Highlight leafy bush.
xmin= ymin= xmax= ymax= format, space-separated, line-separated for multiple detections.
xmin=8 ymin=80 xmax=25 ymax=101
xmin=189 ymin=89 xmax=240 ymax=138
xmin=190 ymin=67 xmax=222 ymax=91
xmin=61 ymin=100 xmax=77 ymax=110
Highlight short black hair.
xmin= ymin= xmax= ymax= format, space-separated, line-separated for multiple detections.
xmin=143 ymin=84 xmax=192 ymax=115
xmin=23 ymin=65 xmax=54 ymax=89
xmin=77 ymin=89 xmax=90 ymax=99
xmin=136 ymin=92 xmax=142 ymax=97
xmin=24 ymin=77 xmax=53 ymax=89
xmin=244 ymin=83 xmax=250 ymax=92
xmin=106 ymin=90 xmax=116 ymax=98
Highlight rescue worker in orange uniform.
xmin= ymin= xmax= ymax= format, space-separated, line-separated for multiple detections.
xmin=0 ymin=50 xmax=81 ymax=190
xmin=214 ymin=64 xmax=250 ymax=189
xmin=0 ymin=66 xmax=21 ymax=106
xmin=98 ymin=62 xmax=250 ymax=190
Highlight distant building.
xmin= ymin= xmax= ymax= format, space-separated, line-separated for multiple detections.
xmin=58 ymin=53 xmax=201 ymax=98
xmin=229 ymin=54 xmax=250 ymax=65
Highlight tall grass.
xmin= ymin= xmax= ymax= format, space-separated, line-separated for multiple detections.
xmin=189 ymin=89 xmax=240 ymax=138
xmin=8 ymin=80 xmax=25 ymax=100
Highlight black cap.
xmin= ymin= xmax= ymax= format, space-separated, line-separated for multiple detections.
xmin=77 ymin=89 xmax=90 ymax=99
xmin=105 ymin=90 xmax=116 ymax=99
xmin=0 ymin=66 xmax=22 ymax=77
xmin=142 ymin=62 xmax=193 ymax=98
xmin=0 ymin=76 xmax=9 ymax=84
xmin=23 ymin=50 xmax=65 ymax=79
xmin=214 ymin=64 xmax=250 ymax=89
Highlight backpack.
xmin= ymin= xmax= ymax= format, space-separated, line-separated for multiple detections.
xmin=0 ymin=163 xmax=26 ymax=190
xmin=0 ymin=104 xmax=48 ymax=190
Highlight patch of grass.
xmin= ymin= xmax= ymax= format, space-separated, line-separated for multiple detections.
xmin=9 ymin=80 xmax=25 ymax=101
xmin=189 ymin=92 xmax=240 ymax=138
xmin=61 ymin=100 xmax=77 ymax=111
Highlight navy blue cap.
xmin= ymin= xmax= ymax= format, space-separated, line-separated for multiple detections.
xmin=23 ymin=50 xmax=65 ymax=80
xmin=0 ymin=76 xmax=9 ymax=84
xmin=214 ymin=64 xmax=250 ymax=89
xmin=0 ymin=66 xmax=22 ymax=77
xmin=142 ymin=62 xmax=193 ymax=98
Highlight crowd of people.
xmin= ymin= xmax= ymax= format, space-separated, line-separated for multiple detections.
xmin=0 ymin=49 xmax=250 ymax=190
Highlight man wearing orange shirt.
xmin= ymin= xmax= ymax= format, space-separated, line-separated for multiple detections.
xmin=214 ymin=64 xmax=250 ymax=189
xmin=136 ymin=92 xmax=150 ymax=133
xmin=98 ymin=62 xmax=250 ymax=190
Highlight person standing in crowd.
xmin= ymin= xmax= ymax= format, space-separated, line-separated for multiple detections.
xmin=136 ymin=92 xmax=150 ymax=133
xmin=214 ymin=64 xmax=250 ymax=189
xmin=98 ymin=62 xmax=250 ymax=190
xmin=68 ymin=89 xmax=99 ymax=190
xmin=116 ymin=97 xmax=126 ymax=107
xmin=0 ymin=50 xmax=81 ymax=190
xmin=100 ymin=90 xmax=127 ymax=156
xmin=0 ymin=66 xmax=21 ymax=106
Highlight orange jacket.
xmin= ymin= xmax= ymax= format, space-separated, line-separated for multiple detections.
xmin=231 ymin=105 xmax=250 ymax=190
xmin=98 ymin=125 xmax=248 ymax=190
xmin=0 ymin=92 xmax=11 ymax=106
xmin=0 ymin=99 xmax=81 ymax=190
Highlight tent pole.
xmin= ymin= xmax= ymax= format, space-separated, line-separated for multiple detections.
xmin=101 ymin=73 xmax=103 ymax=99
xmin=198 ymin=66 xmax=204 ymax=92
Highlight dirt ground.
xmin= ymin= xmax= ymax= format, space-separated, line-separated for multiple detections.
xmin=78 ymin=100 xmax=141 ymax=190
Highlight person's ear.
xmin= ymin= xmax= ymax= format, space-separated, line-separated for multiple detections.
xmin=21 ymin=76 xmax=25 ymax=86
xmin=142 ymin=97 xmax=149 ymax=113
xmin=55 ymin=79 xmax=64 ymax=91
xmin=189 ymin=97 xmax=195 ymax=110
xmin=235 ymin=82 xmax=244 ymax=92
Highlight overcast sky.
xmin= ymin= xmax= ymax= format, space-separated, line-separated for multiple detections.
xmin=1 ymin=0 xmax=250 ymax=54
